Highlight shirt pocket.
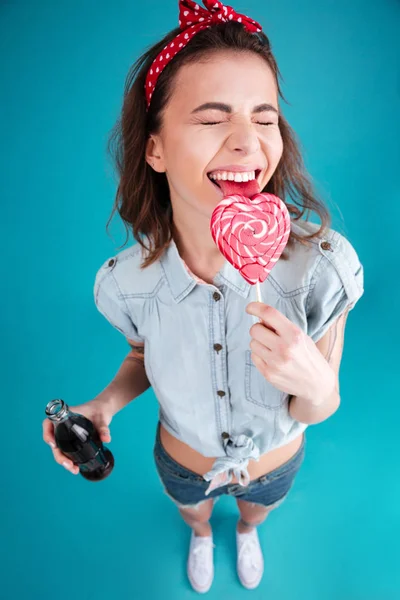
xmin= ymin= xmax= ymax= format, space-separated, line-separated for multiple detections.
xmin=244 ymin=349 xmax=285 ymax=409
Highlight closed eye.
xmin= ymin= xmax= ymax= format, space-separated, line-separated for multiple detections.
xmin=199 ymin=121 xmax=276 ymax=126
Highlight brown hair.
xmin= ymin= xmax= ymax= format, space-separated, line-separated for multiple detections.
xmin=106 ymin=21 xmax=331 ymax=268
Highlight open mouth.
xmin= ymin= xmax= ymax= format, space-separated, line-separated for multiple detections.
xmin=207 ymin=169 xmax=262 ymax=190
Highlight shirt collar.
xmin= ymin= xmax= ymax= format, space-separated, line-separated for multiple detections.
xmin=160 ymin=238 xmax=252 ymax=303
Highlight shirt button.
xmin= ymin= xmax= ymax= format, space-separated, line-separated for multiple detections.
xmin=217 ymin=390 xmax=226 ymax=397
xmin=321 ymin=241 xmax=332 ymax=251
xmin=214 ymin=343 xmax=222 ymax=352
xmin=213 ymin=291 xmax=221 ymax=301
xmin=221 ymin=432 xmax=230 ymax=440
xmin=108 ymin=259 xmax=115 ymax=267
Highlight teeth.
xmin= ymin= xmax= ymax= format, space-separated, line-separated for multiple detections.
xmin=209 ymin=170 xmax=256 ymax=182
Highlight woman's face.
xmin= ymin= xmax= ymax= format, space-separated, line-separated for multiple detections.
xmin=146 ymin=51 xmax=283 ymax=218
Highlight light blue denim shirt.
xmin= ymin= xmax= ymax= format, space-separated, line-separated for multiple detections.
xmin=93 ymin=218 xmax=364 ymax=494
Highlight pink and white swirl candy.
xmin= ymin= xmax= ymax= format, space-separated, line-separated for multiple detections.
xmin=210 ymin=193 xmax=291 ymax=285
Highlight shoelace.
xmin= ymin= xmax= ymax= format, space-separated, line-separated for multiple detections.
xmin=191 ymin=538 xmax=215 ymax=574
xmin=238 ymin=536 xmax=262 ymax=571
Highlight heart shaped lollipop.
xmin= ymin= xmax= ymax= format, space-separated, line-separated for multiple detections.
xmin=210 ymin=192 xmax=291 ymax=286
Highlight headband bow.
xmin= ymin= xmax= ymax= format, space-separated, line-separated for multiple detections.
xmin=145 ymin=0 xmax=262 ymax=109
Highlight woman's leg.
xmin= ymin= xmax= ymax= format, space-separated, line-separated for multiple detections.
xmin=235 ymin=498 xmax=277 ymax=533
xmin=178 ymin=498 xmax=215 ymax=537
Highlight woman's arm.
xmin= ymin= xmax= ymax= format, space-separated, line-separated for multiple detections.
xmin=313 ymin=305 xmax=351 ymax=395
xmin=288 ymin=306 xmax=350 ymax=424
xmin=96 ymin=339 xmax=151 ymax=414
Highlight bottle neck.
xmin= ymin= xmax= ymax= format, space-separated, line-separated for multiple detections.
xmin=45 ymin=399 xmax=71 ymax=423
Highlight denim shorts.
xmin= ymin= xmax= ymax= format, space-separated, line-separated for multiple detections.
xmin=153 ymin=422 xmax=306 ymax=510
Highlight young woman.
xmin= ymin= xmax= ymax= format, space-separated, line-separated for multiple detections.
xmin=43 ymin=0 xmax=364 ymax=592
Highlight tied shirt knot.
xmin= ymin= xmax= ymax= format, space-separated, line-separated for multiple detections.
xmin=203 ymin=433 xmax=260 ymax=495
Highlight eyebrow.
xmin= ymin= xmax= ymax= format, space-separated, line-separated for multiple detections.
xmin=191 ymin=102 xmax=279 ymax=115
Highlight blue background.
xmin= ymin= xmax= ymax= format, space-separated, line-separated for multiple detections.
xmin=1 ymin=0 xmax=399 ymax=598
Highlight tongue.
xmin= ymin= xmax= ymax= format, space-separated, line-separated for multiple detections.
xmin=217 ymin=178 xmax=261 ymax=199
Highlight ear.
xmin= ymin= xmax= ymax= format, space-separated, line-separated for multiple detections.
xmin=145 ymin=135 xmax=165 ymax=173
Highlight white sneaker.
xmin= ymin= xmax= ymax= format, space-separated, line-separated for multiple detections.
xmin=187 ymin=530 xmax=215 ymax=593
xmin=236 ymin=526 xmax=264 ymax=589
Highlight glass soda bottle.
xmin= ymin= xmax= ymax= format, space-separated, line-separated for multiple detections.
xmin=45 ymin=398 xmax=114 ymax=481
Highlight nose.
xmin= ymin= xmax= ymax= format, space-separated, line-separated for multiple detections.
xmin=225 ymin=122 xmax=261 ymax=156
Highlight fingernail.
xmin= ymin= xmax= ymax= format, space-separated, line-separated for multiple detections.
xmin=49 ymin=442 xmax=56 ymax=448
xmin=62 ymin=461 xmax=72 ymax=470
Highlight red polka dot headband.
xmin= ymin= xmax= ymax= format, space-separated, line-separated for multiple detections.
xmin=145 ymin=0 xmax=263 ymax=110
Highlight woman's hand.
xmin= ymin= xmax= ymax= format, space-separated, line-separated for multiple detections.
xmin=246 ymin=301 xmax=336 ymax=403
xmin=42 ymin=396 xmax=115 ymax=475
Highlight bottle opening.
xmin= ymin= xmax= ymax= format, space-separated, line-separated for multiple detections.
xmin=45 ymin=399 xmax=68 ymax=421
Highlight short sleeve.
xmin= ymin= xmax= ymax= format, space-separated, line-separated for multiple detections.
xmin=93 ymin=263 xmax=144 ymax=343
xmin=306 ymin=233 xmax=364 ymax=343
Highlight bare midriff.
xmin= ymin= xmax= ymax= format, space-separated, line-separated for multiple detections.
xmin=159 ymin=423 xmax=304 ymax=484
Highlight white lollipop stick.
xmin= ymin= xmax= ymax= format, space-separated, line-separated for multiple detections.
xmin=256 ymin=280 xmax=262 ymax=303
xmin=252 ymin=281 xmax=263 ymax=325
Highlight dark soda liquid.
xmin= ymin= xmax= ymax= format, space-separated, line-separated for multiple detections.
xmin=46 ymin=400 xmax=114 ymax=481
